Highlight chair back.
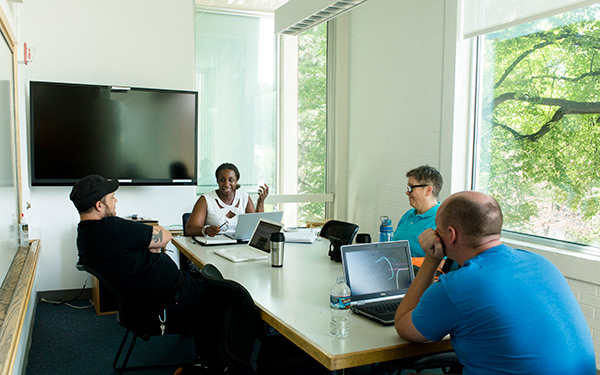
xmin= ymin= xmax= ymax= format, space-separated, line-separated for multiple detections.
xmin=199 ymin=264 xmax=265 ymax=372
xmin=319 ymin=220 xmax=359 ymax=262
xmin=182 ymin=212 xmax=191 ymax=236
xmin=76 ymin=263 xmax=176 ymax=336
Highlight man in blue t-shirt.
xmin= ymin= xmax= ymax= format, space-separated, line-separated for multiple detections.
xmin=392 ymin=165 xmax=442 ymax=257
xmin=394 ymin=191 xmax=596 ymax=375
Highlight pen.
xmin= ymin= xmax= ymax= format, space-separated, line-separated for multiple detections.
xmin=219 ymin=222 xmax=227 ymax=229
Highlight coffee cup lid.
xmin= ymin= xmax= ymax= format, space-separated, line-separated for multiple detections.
xmin=270 ymin=231 xmax=285 ymax=241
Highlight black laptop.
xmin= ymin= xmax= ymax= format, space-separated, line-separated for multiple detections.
xmin=340 ymin=240 xmax=415 ymax=325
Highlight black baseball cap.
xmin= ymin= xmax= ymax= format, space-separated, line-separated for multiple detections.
xmin=70 ymin=175 xmax=119 ymax=212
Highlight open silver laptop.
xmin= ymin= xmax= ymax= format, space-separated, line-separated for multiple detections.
xmin=224 ymin=211 xmax=284 ymax=241
xmin=213 ymin=218 xmax=284 ymax=262
xmin=341 ymin=240 xmax=414 ymax=325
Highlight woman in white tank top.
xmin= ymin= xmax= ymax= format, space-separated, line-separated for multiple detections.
xmin=185 ymin=163 xmax=269 ymax=237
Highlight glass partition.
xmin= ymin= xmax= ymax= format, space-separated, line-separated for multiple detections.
xmin=0 ymin=19 xmax=20 ymax=283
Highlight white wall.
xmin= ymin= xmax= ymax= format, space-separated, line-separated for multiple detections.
xmin=19 ymin=0 xmax=198 ymax=292
xmin=342 ymin=0 xmax=448 ymax=237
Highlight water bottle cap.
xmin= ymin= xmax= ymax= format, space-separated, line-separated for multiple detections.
xmin=380 ymin=216 xmax=392 ymax=228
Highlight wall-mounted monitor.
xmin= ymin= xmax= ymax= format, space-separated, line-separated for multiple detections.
xmin=30 ymin=81 xmax=197 ymax=186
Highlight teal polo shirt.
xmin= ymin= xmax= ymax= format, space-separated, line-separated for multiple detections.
xmin=392 ymin=203 xmax=440 ymax=257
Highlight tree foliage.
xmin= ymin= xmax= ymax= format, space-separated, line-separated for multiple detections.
xmin=478 ymin=5 xmax=600 ymax=245
xmin=297 ymin=23 xmax=327 ymax=223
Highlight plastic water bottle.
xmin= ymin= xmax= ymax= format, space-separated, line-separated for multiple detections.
xmin=19 ymin=213 xmax=29 ymax=247
xmin=330 ymin=276 xmax=351 ymax=338
xmin=379 ymin=216 xmax=393 ymax=242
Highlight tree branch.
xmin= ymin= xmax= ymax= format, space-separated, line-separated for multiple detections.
xmin=495 ymin=41 xmax=553 ymax=89
xmin=491 ymin=97 xmax=600 ymax=141
xmin=492 ymin=108 xmax=565 ymax=141
xmin=531 ymin=69 xmax=600 ymax=83
xmin=492 ymin=93 xmax=600 ymax=113
xmin=493 ymin=28 xmax=589 ymax=89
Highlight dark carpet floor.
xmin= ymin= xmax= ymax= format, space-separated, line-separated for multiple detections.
xmin=25 ymin=299 xmax=444 ymax=375
xmin=25 ymin=300 xmax=196 ymax=375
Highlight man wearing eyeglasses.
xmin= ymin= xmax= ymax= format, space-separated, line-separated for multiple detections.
xmin=393 ymin=165 xmax=443 ymax=260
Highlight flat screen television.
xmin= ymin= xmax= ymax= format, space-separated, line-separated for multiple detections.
xmin=30 ymin=81 xmax=197 ymax=186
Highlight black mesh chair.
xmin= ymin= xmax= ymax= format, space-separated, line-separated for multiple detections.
xmin=319 ymin=220 xmax=359 ymax=262
xmin=199 ymin=263 xmax=329 ymax=374
xmin=181 ymin=212 xmax=202 ymax=274
xmin=372 ymin=350 xmax=463 ymax=374
xmin=76 ymin=263 xmax=193 ymax=374
xmin=182 ymin=212 xmax=191 ymax=236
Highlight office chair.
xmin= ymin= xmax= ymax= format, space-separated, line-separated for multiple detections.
xmin=76 ymin=263 xmax=194 ymax=374
xmin=371 ymin=350 xmax=463 ymax=374
xmin=198 ymin=263 xmax=329 ymax=375
xmin=319 ymin=220 xmax=359 ymax=262
xmin=181 ymin=212 xmax=202 ymax=274
xmin=182 ymin=212 xmax=191 ymax=236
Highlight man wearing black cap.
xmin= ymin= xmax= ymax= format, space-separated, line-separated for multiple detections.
xmin=70 ymin=175 xmax=222 ymax=374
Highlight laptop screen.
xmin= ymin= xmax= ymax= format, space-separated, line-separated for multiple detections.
xmin=248 ymin=218 xmax=283 ymax=252
xmin=231 ymin=211 xmax=284 ymax=240
xmin=341 ymin=241 xmax=414 ymax=302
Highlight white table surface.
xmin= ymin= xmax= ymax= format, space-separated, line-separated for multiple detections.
xmin=172 ymin=235 xmax=451 ymax=371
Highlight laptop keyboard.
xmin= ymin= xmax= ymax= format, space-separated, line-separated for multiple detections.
xmin=359 ymin=300 xmax=401 ymax=315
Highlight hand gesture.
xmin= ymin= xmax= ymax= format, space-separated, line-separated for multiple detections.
xmin=257 ymin=184 xmax=269 ymax=205
xmin=418 ymin=228 xmax=446 ymax=260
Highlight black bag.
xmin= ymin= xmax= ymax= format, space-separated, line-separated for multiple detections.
xmin=327 ymin=237 xmax=344 ymax=262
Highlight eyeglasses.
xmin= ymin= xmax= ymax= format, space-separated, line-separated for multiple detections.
xmin=406 ymin=184 xmax=429 ymax=193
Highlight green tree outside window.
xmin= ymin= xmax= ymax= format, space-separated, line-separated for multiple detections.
xmin=297 ymin=23 xmax=327 ymax=223
xmin=475 ymin=4 xmax=600 ymax=246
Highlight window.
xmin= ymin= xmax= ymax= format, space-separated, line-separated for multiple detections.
xmin=195 ymin=8 xmax=331 ymax=226
xmin=473 ymin=4 xmax=600 ymax=249
xmin=278 ymin=22 xmax=330 ymax=226
xmin=195 ymin=10 xmax=276 ymax=190
xmin=292 ymin=23 xmax=328 ymax=224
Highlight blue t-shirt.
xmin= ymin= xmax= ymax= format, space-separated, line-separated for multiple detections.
xmin=392 ymin=203 xmax=439 ymax=257
xmin=411 ymin=245 xmax=595 ymax=375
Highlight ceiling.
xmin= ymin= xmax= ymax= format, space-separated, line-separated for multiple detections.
xmin=195 ymin=0 xmax=288 ymax=12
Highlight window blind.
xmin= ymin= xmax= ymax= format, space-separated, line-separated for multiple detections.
xmin=462 ymin=0 xmax=600 ymax=38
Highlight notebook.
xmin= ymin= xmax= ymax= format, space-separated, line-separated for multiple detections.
xmin=193 ymin=211 xmax=284 ymax=245
xmin=283 ymin=227 xmax=319 ymax=243
xmin=224 ymin=211 xmax=284 ymax=241
xmin=213 ymin=218 xmax=284 ymax=262
xmin=340 ymin=240 xmax=415 ymax=325
xmin=193 ymin=234 xmax=237 ymax=246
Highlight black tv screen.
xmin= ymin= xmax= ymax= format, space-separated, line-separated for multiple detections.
xmin=30 ymin=81 xmax=197 ymax=186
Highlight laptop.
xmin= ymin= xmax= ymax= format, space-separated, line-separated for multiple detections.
xmin=224 ymin=211 xmax=284 ymax=241
xmin=193 ymin=211 xmax=284 ymax=245
xmin=213 ymin=218 xmax=284 ymax=262
xmin=340 ymin=240 xmax=415 ymax=325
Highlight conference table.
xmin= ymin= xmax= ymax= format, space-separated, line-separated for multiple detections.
xmin=171 ymin=235 xmax=452 ymax=372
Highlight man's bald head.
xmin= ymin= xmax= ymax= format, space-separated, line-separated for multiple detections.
xmin=438 ymin=191 xmax=503 ymax=247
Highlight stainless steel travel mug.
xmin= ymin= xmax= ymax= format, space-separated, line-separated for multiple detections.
xmin=270 ymin=232 xmax=285 ymax=267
